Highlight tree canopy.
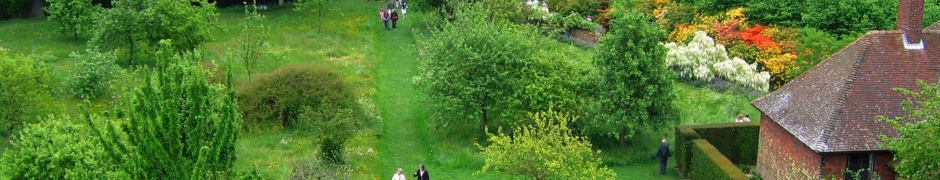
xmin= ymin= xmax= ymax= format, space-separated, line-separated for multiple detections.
xmin=583 ymin=6 xmax=678 ymax=145
xmin=880 ymin=80 xmax=940 ymax=179
xmin=0 ymin=50 xmax=53 ymax=144
xmin=415 ymin=0 xmax=589 ymax=134
xmin=45 ymin=0 xmax=100 ymax=40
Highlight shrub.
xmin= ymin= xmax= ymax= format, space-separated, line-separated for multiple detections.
xmin=563 ymin=12 xmax=597 ymax=30
xmin=1 ymin=115 xmax=128 ymax=179
xmin=688 ymin=139 xmax=748 ymax=180
xmin=550 ymin=0 xmax=605 ymax=17
xmin=663 ymin=31 xmax=770 ymax=91
xmin=675 ymin=127 xmax=699 ymax=174
xmin=237 ymin=64 xmax=364 ymax=133
xmin=66 ymin=49 xmax=121 ymax=100
xmin=289 ymin=156 xmax=353 ymax=180
xmin=692 ymin=123 xmax=759 ymax=165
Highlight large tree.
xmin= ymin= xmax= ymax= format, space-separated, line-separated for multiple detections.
xmin=415 ymin=1 xmax=588 ymax=134
xmin=880 ymin=80 xmax=940 ymax=179
xmin=0 ymin=50 xmax=53 ymax=144
xmin=478 ymin=110 xmax=616 ymax=179
xmin=45 ymin=0 xmax=100 ymax=40
xmin=583 ymin=8 xmax=678 ymax=146
xmin=91 ymin=0 xmax=217 ymax=64
xmin=86 ymin=42 xmax=240 ymax=179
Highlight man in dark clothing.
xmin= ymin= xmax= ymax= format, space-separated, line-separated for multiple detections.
xmin=414 ymin=164 xmax=429 ymax=180
xmin=390 ymin=10 xmax=399 ymax=29
xmin=657 ymin=138 xmax=671 ymax=175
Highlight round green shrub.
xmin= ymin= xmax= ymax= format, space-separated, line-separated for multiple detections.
xmin=1 ymin=115 xmax=128 ymax=179
xmin=66 ymin=50 xmax=120 ymax=100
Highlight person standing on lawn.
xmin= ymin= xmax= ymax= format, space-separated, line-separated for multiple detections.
xmin=400 ymin=0 xmax=407 ymax=20
xmin=657 ymin=138 xmax=672 ymax=175
xmin=390 ymin=9 xmax=399 ymax=30
xmin=413 ymin=164 xmax=429 ymax=180
xmin=380 ymin=8 xmax=389 ymax=30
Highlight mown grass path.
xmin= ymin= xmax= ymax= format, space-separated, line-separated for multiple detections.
xmin=369 ymin=8 xmax=435 ymax=178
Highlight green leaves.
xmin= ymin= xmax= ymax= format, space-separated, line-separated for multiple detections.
xmin=416 ymin=1 xmax=589 ymax=134
xmin=880 ymin=80 xmax=940 ymax=179
xmin=584 ymin=7 xmax=678 ymax=144
xmin=66 ymin=49 xmax=121 ymax=100
xmin=45 ymin=0 xmax=100 ymax=40
xmin=0 ymin=50 xmax=53 ymax=143
xmin=478 ymin=110 xmax=615 ymax=179
xmin=91 ymin=0 xmax=218 ymax=63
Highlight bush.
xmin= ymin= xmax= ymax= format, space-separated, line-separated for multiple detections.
xmin=563 ymin=12 xmax=597 ymax=30
xmin=237 ymin=64 xmax=360 ymax=130
xmin=289 ymin=156 xmax=352 ymax=180
xmin=66 ymin=50 xmax=121 ymax=100
xmin=692 ymin=122 xmax=759 ymax=165
xmin=1 ymin=115 xmax=128 ymax=179
xmin=675 ymin=127 xmax=699 ymax=174
xmin=688 ymin=139 xmax=748 ymax=180
xmin=550 ymin=0 xmax=606 ymax=17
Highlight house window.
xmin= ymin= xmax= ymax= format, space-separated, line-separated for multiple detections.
xmin=845 ymin=153 xmax=872 ymax=180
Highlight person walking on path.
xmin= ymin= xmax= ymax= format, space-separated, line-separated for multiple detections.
xmin=387 ymin=0 xmax=396 ymax=14
xmin=380 ymin=8 xmax=389 ymax=30
xmin=392 ymin=168 xmax=407 ymax=180
xmin=657 ymin=138 xmax=672 ymax=175
xmin=390 ymin=9 xmax=399 ymax=30
xmin=413 ymin=164 xmax=429 ymax=180
xmin=400 ymin=0 xmax=407 ymax=19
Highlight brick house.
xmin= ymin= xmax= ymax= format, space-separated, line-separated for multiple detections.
xmin=751 ymin=0 xmax=940 ymax=179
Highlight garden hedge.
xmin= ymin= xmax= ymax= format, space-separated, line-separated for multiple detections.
xmin=688 ymin=139 xmax=748 ymax=180
xmin=675 ymin=122 xmax=759 ymax=177
xmin=675 ymin=126 xmax=700 ymax=174
xmin=693 ymin=122 xmax=759 ymax=165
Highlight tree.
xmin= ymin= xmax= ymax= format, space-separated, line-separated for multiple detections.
xmin=237 ymin=0 xmax=269 ymax=81
xmin=879 ymin=80 xmax=940 ymax=179
xmin=66 ymin=49 xmax=121 ymax=100
xmin=478 ymin=110 xmax=616 ymax=179
xmin=45 ymin=0 xmax=100 ymax=40
xmin=584 ymin=8 xmax=678 ymax=146
xmin=294 ymin=0 xmax=330 ymax=32
xmin=1 ymin=115 xmax=128 ymax=179
xmin=86 ymin=41 xmax=240 ymax=179
xmin=415 ymin=1 xmax=588 ymax=134
xmin=91 ymin=0 xmax=218 ymax=64
xmin=0 ymin=50 xmax=53 ymax=144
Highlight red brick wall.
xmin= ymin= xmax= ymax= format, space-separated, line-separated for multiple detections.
xmin=756 ymin=114 xmax=821 ymax=179
xmin=819 ymin=153 xmax=897 ymax=180
xmin=873 ymin=153 xmax=897 ymax=180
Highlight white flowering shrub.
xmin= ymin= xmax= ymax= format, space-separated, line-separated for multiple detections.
xmin=663 ymin=31 xmax=770 ymax=91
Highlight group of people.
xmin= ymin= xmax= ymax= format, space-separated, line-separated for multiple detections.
xmin=392 ymin=165 xmax=429 ymax=180
xmin=736 ymin=114 xmax=752 ymax=123
xmin=379 ymin=0 xmax=408 ymax=30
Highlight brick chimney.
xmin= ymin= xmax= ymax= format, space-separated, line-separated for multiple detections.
xmin=899 ymin=0 xmax=925 ymax=48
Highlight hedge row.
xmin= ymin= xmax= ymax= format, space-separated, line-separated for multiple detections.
xmin=676 ymin=127 xmax=700 ymax=174
xmin=688 ymin=139 xmax=748 ymax=180
xmin=693 ymin=122 xmax=760 ymax=165
xmin=675 ymin=122 xmax=759 ymax=178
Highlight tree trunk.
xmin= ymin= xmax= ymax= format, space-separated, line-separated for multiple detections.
xmin=481 ymin=104 xmax=489 ymax=134
xmin=7 ymin=124 xmax=14 ymax=144
xmin=29 ymin=0 xmax=45 ymax=18
xmin=619 ymin=126 xmax=627 ymax=146
xmin=73 ymin=29 xmax=79 ymax=41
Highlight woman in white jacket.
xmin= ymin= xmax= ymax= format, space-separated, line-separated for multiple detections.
xmin=392 ymin=168 xmax=407 ymax=180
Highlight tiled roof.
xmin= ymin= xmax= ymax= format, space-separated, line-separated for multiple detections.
xmin=929 ymin=20 xmax=940 ymax=31
xmin=752 ymin=30 xmax=940 ymax=153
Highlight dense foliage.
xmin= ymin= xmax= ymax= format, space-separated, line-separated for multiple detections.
xmin=87 ymin=45 xmax=240 ymax=179
xmin=66 ymin=49 xmax=121 ymax=100
xmin=478 ymin=110 xmax=615 ymax=179
xmin=584 ymin=6 xmax=677 ymax=145
xmin=688 ymin=139 xmax=748 ymax=180
xmin=747 ymin=0 xmax=897 ymax=35
xmin=45 ymin=0 xmax=100 ymax=40
xmin=551 ymin=0 xmax=606 ymax=17
xmin=415 ymin=0 xmax=588 ymax=134
xmin=1 ymin=116 xmax=128 ymax=179
xmin=880 ymin=80 xmax=940 ymax=179
xmin=91 ymin=0 xmax=218 ymax=64
xmin=663 ymin=31 xmax=770 ymax=91
xmin=0 ymin=50 xmax=53 ymax=144
xmin=236 ymin=64 xmax=362 ymax=131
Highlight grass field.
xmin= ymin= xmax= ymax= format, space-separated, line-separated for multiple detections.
xmin=0 ymin=1 xmax=762 ymax=179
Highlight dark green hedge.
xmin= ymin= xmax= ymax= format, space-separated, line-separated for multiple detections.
xmin=693 ymin=122 xmax=760 ymax=165
xmin=688 ymin=139 xmax=748 ymax=180
xmin=675 ymin=127 xmax=700 ymax=174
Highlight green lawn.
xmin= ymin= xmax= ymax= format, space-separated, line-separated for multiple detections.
xmin=0 ymin=1 xmax=762 ymax=179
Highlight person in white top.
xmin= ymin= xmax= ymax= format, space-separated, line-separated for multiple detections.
xmin=393 ymin=168 xmax=406 ymax=180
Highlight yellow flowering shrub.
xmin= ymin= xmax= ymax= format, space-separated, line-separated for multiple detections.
xmin=669 ymin=25 xmax=699 ymax=43
xmin=756 ymin=47 xmax=797 ymax=76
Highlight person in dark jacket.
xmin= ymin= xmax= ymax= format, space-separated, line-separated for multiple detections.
xmin=390 ymin=10 xmax=399 ymax=30
xmin=414 ymin=164 xmax=429 ymax=180
xmin=657 ymin=138 xmax=672 ymax=175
